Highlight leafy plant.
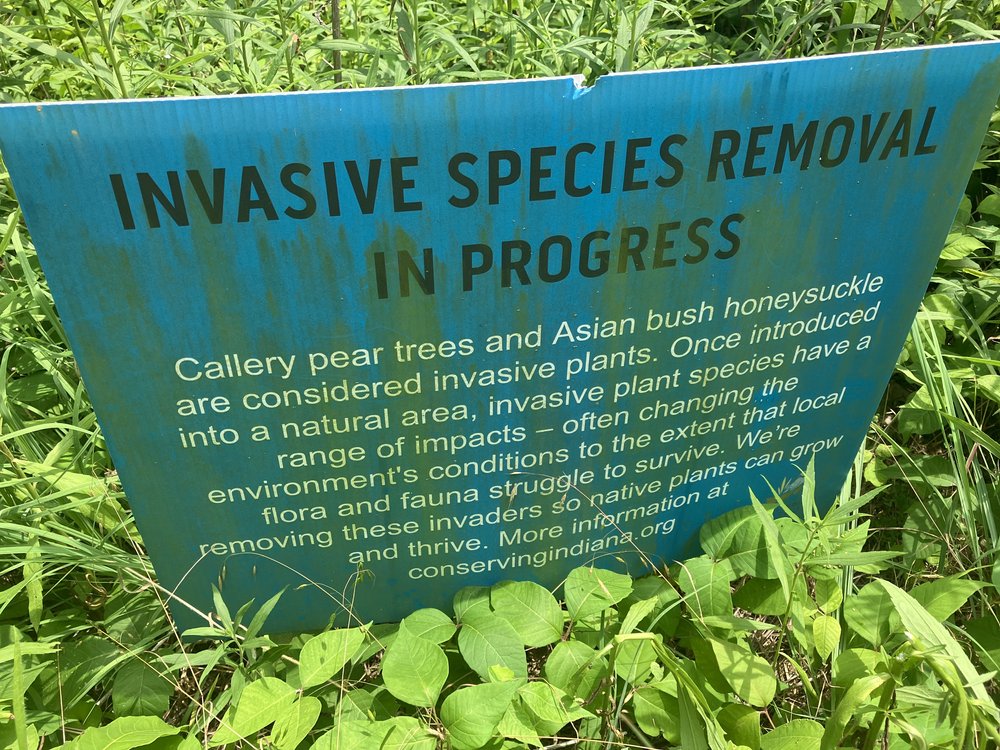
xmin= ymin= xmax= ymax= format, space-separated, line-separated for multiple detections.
xmin=2 ymin=1 xmax=1000 ymax=748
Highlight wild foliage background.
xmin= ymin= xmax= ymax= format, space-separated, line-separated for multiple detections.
xmin=2 ymin=1 xmax=1000 ymax=748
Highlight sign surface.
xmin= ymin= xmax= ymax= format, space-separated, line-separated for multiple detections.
xmin=2 ymin=43 xmax=999 ymax=632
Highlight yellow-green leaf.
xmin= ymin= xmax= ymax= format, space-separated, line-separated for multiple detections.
xmin=210 ymin=677 xmax=296 ymax=745
xmin=812 ymin=615 xmax=841 ymax=661
xmin=709 ymin=638 xmax=776 ymax=707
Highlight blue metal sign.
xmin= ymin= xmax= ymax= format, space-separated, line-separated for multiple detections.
xmin=2 ymin=43 xmax=999 ymax=632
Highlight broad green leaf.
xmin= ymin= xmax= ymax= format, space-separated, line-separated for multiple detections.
xmin=334 ymin=687 xmax=398 ymax=723
xmin=812 ymin=615 xmax=841 ymax=661
xmin=921 ymin=292 xmax=965 ymax=332
xmin=690 ymin=637 xmax=735 ymax=696
xmin=700 ymin=506 xmax=756 ymax=559
xmin=843 ymin=581 xmax=894 ymax=646
xmin=105 ymin=597 xmax=164 ymax=650
xmin=760 ymin=719 xmax=823 ymax=750
xmin=458 ymin=609 xmax=527 ymax=680
xmin=896 ymin=386 xmax=939 ymax=437
xmin=726 ymin=516 xmax=775 ymax=578
xmin=210 ymin=677 xmax=297 ymax=745
xmin=381 ymin=718 xmax=438 ymax=750
xmin=543 ymin=640 xmax=608 ymax=700
xmin=496 ymin=699 xmax=542 ymax=747
xmin=665 ymin=657 xmax=733 ymax=750
xmin=733 ymin=578 xmax=788 ymax=616
xmin=978 ymin=193 xmax=1000 ymax=220
xmin=677 ymin=685 xmax=710 ymax=750
xmin=298 ymin=627 xmax=366 ymax=689
xmin=564 ymin=567 xmax=632 ymax=620
xmin=58 ymin=636 xmax=121 ymax=706
xmin=613 ymin=635 xmax=660 ymax=684
xmin=145 ymin=730 xmax=202 ymax=750
xmin=619 ymin=597 xmax=658 ymax=636
xmin=454 ymin=586 xmax=491 ymax=621
xmin=63 ymin=716 xmax=179 ymax=750
xmin=111 ymin=661 xmax=173 ymax=717
xmin=514 ymin=682 xmax=592 ymax=736
xmin=0 ymin=720 xmax=39 ymax=750
xmin=979 ymin=374 xmax=1000 ymax=405
xmin=626 ymin=577 xmax=682 ymax=635
xmin=910 ymin=576 xmax=987 ymax=622
xmin=717 ymin=704 xmax=760 ymax=750
xmin=965 ymin=616 xmax=1000 ymax=673
xmin=676 ymin=556 xmax=733 ymax=619
xmin=833 ymin=649 xmax=885 ymax=688
xmin=894 ymin=0 xmax=924 ymax=19
xmin=820 ymin=674 xmax=889 ymax=750
xmin=311 ymin=723 xmax=374 ymax=750
xmin=269 ymin=697 xmax=321 ymax=750
xmin=902 ymin=502 xmax=949 ymax=567
xmin=891 ymin=688 xmax=957 ymax=748
xmin=441 ymin=680 xmax=521 ymax=750
xmin=708 ymin=638 xmax=776 ymax=707
xmin=381 ymin=621 xmax=448 ymax=707
xmin=774 ymin=518 xmax=810 ymax=556
xmin=878 ymin=580 xmax=995 ymax=707
xmin=940 ymin=232 xmax=986 ymax=260
xmin=813 ymin=576 xmax=843 ymax=613
xmin=491 ymin=581 xmax=563 ymax=647
xmin=312 ymin=717 xmax=434 ymax=750
xmin=869 ymin=452 xmax=957 ymax=489
xmin=633 ymin=684 xmax=679 ymax=742
xmin=401 ymin=608 xmax=456 ymax=644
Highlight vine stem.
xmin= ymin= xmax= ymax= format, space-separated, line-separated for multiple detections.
xmin=874 ymin=0 xmax=892 ymax=50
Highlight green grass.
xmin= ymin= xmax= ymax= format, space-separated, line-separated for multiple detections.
xmin=2 ymin=1 xmax=1000 ymax=748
